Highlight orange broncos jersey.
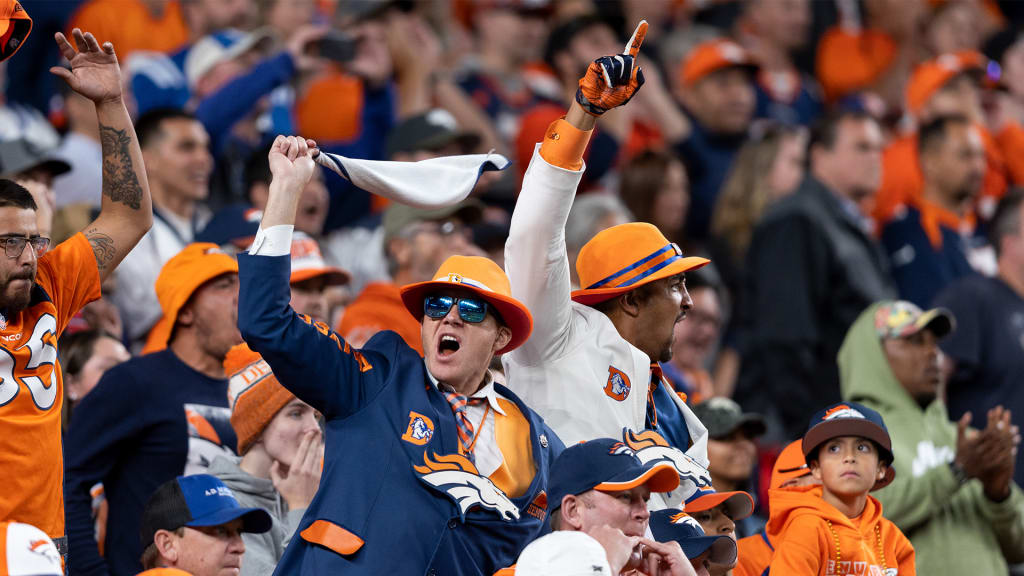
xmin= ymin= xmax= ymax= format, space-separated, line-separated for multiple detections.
xmin=0 ymin=233 xmax=100 ymax=537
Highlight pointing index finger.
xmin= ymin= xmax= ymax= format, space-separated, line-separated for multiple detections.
xmin=624 ymin=20 xmax=648 ymax=58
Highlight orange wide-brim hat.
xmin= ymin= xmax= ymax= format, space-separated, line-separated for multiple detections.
xmin=572 ymin=222 xmax=710 ymax=306
xmin=400 ymin=255 xmax=533 ymax=355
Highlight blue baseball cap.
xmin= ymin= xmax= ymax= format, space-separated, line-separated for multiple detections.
xmin=547 ymin=438 xmax=679 ymax=514
xmin=140 ymin=475 xmax=273 ymax=546
xmin=802 ymin=402 xmax=895 ymax=489
xmin=649 ymin=510 xmax=737 ymax=566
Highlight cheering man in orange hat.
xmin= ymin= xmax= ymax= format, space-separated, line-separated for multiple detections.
xmin=234 ymin=133 xmax=564 ymax=576
xmin=503 ymin=20 xmax=712 ymax=508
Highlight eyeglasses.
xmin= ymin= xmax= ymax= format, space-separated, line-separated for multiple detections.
xmin=423 ymin=294 xmax=489 ymax=323
xmin=0 ymin=235 xmax=50 ymax=259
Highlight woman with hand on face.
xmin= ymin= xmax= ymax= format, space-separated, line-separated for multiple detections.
xmin=209 ymin=343 xmax=324 ymax=576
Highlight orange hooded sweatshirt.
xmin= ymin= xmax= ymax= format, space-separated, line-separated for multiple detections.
xmin=735 ymin=532 xmax=774 ymax=576
xmin=767 ymin=485 xmax=915 ymax=576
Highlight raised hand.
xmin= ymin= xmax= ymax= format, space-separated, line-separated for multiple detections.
xmin=575 ymin=20 xmax=648 ymax=116
xmin=269 ymin=135 xmax=319 ymax=191
xmin=50 ymin=29 xmax=123 ymax=105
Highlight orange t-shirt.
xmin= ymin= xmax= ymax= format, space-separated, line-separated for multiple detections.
xmin=0 ymin=233 xmax=101 ymax=537
xmin=67 ymin=0 xmax=188 ymax=59
xmin=816 ymin=27 xmax=897 ymax=103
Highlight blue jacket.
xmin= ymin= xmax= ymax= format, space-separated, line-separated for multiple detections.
xmin=881 ymin=204 xmax=976 ymax=308
xmin=237 ymin=254 xmax=563 ymax=576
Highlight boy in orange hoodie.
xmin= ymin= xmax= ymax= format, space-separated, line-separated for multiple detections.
xmin=767 ymin=402 xmax=915 ymax=576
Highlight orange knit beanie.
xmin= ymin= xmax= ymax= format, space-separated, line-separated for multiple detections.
xmin=224 ymin=343 xmax=295 ymax=454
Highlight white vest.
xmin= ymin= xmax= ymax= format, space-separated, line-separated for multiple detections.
xmin=503 ymin=147 xmax=709 ymax=509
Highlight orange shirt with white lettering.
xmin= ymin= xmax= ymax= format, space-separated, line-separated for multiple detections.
xmin=0 ymin=233 xmax=100 ymax=537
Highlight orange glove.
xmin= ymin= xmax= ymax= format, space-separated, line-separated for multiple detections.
xmin=575 ymin=20 xmax=647 ymax=116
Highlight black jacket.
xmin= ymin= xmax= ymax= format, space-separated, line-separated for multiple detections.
xmin=736 ymin=176 xmax=895 ymax=437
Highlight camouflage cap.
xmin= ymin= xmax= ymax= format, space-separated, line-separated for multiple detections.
xmin=874 ymin=300 xmax=955 ymax=340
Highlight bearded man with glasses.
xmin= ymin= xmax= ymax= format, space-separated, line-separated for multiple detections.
xmin=0 ymin=27 xmax=154 ymax=562
xmin=233 ymin=133 xmax=565 ymax=576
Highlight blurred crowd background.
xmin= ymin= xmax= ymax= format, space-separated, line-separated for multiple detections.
xmin=4 ymin=0 xmax=1024 ymax=563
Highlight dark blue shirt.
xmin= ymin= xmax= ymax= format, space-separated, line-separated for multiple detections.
xmin=64 ymin=350 xmax=235 ymax=576
xmin=754 ymin=73 xmax=824 ymax=127
xmin=648 ymin=377 xmax=692 ymax=452
xmin=935 ymin=275 xmax=1024 ymax=488
xmin=881 ymin=204 xmax=976 ymax=308
xmin=674 ymin=119 xmax=747 ymax=241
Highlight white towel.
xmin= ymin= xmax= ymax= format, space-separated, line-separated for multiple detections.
xmin=315 ymin=150 xmax=510 ymax=209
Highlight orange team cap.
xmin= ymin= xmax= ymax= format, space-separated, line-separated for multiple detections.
xmin=769 ymin=440 xmax=812 ymax=490
xmin=144 ymin=243 xmax=239 ymax=354
xmin=0 ymin=0 xmax=30 ymax=63
xmin=289 ymin=232 xmax=349 ymax=286
xmin=905 ymin=51 xmax=985 ymax=116
xmin=136 ymin=570 xmax=193 ymax=576
xmin=683 ymin=486 xmax=755 ymax=520
xmin=399 ymin=255 xmax=533 ymax=355
xmin=0 ymin=521 xmax=62 ymax=575
xmin=680 ymin=38 xmax=757 ymax=88
xmin=224 ymin=343 xmax=295 ymax=455
xmin=572 ymin=222 xmax=709 ymax=306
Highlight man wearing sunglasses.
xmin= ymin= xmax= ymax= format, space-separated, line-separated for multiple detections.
xmin=233 ymin=134 xmax=564 ymax=576
xmin=0 ymin=28 xmax=154 ymax=559
xmin=503 ymin=20 xmax=712 ymax=509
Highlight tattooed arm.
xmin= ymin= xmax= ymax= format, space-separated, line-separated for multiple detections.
xmin=51 ymin=29 xmax=153 ymax=280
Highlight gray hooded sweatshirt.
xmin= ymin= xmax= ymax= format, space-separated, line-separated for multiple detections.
xmin=209 ymin=455 xmax=306 ymax=576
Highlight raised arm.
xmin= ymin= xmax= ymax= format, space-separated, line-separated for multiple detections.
xmin=51 ymin=29 xmax=152 ymax=281
xmin=238 ymin=136 xmax=389 ymax=418
xmin=505 ymin=22 xmax=647 ymax=365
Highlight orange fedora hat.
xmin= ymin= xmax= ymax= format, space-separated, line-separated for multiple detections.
xmin=399 ymin=255 xmax=533 ymax=355
xmin=572 ymin=223 xmax=709 ymax=306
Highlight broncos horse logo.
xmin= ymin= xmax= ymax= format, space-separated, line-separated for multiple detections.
xmin=604 ymin=366 xmax=631 ymax=401
xmin=401 ymin=411 xmax=435 ymax=446
xmin=822 ymin=404 xmax=865 ymax=421
xmin=415 ymin=453 xmax=521 ymax=522
xmin=668 ymin=512 xmax=704 ymax=531
xmin=623 ymin=429 xmax=712 ymax=496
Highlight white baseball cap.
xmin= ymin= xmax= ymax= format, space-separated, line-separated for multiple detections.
xmin=0 ymin=522 xmax=62 ymax=575
xmin=515 ymin=531 xmax=612 ymax=576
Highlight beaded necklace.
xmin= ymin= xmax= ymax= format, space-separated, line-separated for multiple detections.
xmin=824 ymin=520 xmax=887 ymax=574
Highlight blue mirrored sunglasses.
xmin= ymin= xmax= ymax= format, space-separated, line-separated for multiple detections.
xmin=423 ymin=294 xmax=489 ymax=323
